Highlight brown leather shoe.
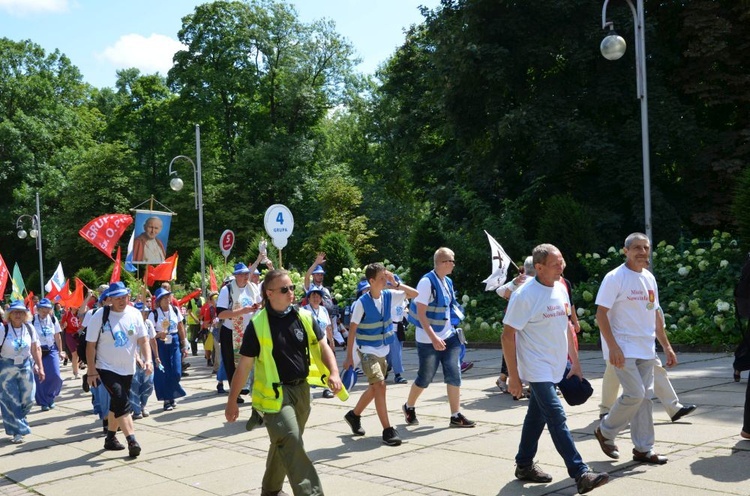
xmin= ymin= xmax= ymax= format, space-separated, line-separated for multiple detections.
xmin=594 ymin=427 xmax=620 ymax=459
xmin=632 ymin=449 xmax=668 ymax=464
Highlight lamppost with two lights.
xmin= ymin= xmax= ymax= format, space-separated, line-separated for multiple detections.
xmin=15 ymin=192 xmax=45 ymax=297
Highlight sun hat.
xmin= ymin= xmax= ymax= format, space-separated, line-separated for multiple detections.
xmin=106 ymin=281 xmax=130 ymax=299
xmin=233 ymin=263 xmax=251 ymax=275
xmin=557 ymin=365 xmax=594 ymax=406
xmin=341 ymin=365 xmax=358 ymax=392
xmin=37 ymin=298 xmax=53 ymax=309
xmin=154 ymin=287 xmax=172 ymax=301
xmin=306 ymin=287 xmax=325 ymax=298
xmin=356 ymin=280 xmax=370 ymax=298
xmin=312 ymin=265 xmax=325 ymax=275
xmin=8 ymin=300 xmax=28 ymax=313
xmin=98 ymin=289 xmax=110 ymax=304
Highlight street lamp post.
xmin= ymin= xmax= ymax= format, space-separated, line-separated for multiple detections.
xmin=168 ymin=124 xmax=206 ymax=297
xmin=16 ymin=192 xmax=45 ymax=297
xmin=600 ymin=0 xmax=652 ymax=245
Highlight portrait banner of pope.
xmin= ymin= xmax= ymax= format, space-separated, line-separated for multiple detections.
xmin=130 ymin=210 xmax=173 ymax=264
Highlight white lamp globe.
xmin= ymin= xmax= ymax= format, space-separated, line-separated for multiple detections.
xmin=600 ymin=33 xmax=627 ymax=60
xmin=170 ymin=177 xmax=184 ymax=192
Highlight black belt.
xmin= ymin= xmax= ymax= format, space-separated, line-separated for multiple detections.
xmin=279 ymin=378 xmax=306 ymax=386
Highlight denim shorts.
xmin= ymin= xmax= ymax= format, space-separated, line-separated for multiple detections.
xmin=414 ymin=333 xmax=462 ymax=388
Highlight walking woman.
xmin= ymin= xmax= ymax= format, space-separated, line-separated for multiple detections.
xmin=149 ymin=288 xmax=187 ymax=411
xmin=0 ymin=301 xmax=45 ymax=443
xmin=32 ymin=298 xmax=65 ymax=410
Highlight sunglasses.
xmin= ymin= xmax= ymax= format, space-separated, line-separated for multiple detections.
xmin=271 ymin=284 xmax=296 ymax=294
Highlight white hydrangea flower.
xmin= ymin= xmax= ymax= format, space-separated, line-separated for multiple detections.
xmin=716 ymin=301 xmax=730 ymax=312
xmin=720 ymin=260 xmax=729 ymax=268
xmin=678 ymin=267 xmax=690 ymax=276
xmin=577 ymin=307 xmax=585 ymax=317
xmin=695 ymin=248 xmax=706 ymax=255
xmin=608 ymin=246 xmax=617 ymax=253
xmin=342 ymin=268 xmax=350 ymax=275
xmin=592 ymin=253 xmax=600 ymax=259
xmin=462 ymin=294 xmax=470 ymax=304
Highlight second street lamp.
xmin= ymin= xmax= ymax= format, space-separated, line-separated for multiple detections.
xmin=601 ymin=0 xmax=653 ymax=245
xmin=168 ymin=124 xmax=206 ymax=297
xmin=15 ymin=192 xmax=45 ymax=297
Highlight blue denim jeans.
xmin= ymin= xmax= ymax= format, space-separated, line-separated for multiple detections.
xmin=516 ymin=381 xmax=588 ymax=479
xmin=414 ymin=333 xmax=462 ymax=388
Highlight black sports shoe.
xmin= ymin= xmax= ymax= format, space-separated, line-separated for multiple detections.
xmin=382 ymin=426 xmax=402 ymax=446
xmin=104 ymin=437 xmax=125 ymax=451
xmin=449 ymin=412 xmax=476 ymax=428
xmin=344 ymin=410 xmax=365 ymax=435
xmin=128 ymin=440 xmax=141 ymax=458
xmin=576 ymin=471 xmax=609 ymax=494
xmin=515 ymin=462 xmax=552 ymax=483
xmin=240 ymin=388 xmax=250 ymax=396
xmin=403 ymin=404 xmax=419 ymax=425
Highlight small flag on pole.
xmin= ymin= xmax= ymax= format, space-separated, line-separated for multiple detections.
xmin=482 ymin=230 xmax=514 ymax=291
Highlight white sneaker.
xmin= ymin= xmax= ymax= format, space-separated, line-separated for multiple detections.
xmin=11 ymin=434 xmax=24 ymax=444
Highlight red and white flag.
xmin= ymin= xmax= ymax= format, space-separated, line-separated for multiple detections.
xmin=79 ymin=214 xmax=133 ymax=259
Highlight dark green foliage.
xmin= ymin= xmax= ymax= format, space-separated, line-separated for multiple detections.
xmin=318 ymin=232 xmax=358 ymax=281
xmin=732 ymin=167 xmax=750 ymax=252
xmin=74 ymin=267 xmax=99 ymax=289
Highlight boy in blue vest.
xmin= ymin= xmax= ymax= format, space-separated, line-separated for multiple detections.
xmin=343 ymin=263 xmax=418 ymax=446
xmin=403 ymin=247 xmax=476 ymax=428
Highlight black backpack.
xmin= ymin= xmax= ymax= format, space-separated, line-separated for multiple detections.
xmin=76 ymin=306 xmax=111 ymax=361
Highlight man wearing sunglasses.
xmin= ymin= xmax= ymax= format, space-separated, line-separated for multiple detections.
xmin=225 ymin=269 xmax=342 ymax=496
xmin=404 ymin=247 xmax=476 ymax=428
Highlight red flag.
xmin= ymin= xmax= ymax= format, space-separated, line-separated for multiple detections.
xmin=25 ymin=291 xmax=35 ymax=314
xmin=0 ymin=254 xmax=9 ymax=300
xmin=61 ymin=278 xmax=85 ymax=309
xmin=209 ymin=265 xmax=218 ymax=293
xmin=79 ymin=214 xmax=133 ymax=259
xmin=47 ymin=279 xmax=70 ymax=303
xmin=110 ymin=246 xmax=122 ymax=283
xmin=177 ymin=289 xmax=202 ymax=306
xmin=146 ymin=253 xmax=178 ymax=286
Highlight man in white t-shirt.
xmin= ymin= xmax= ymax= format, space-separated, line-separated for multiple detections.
xmin=403 ymin=247 xmax=475 ymax=428
xmin=217 ymin=262 xmax=262 ymax=399
xmin=85 ymin=282 xmax=151 ymax=458
xmin=502 ymin=244 xmax=609 ymax=493
xmin=594 ymin=232 xmax=677 ymax=466
xmin=343 ymin=263 xmax=418 ymax=446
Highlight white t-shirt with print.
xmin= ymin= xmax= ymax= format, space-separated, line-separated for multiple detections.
xmin=304 ymin=304 xmax=331 ymax=335
xmin=33 ymin=314 xmax=62 ymax=349
xmin=0 ymin=322 xmax=39 ymax=361
xmin=86 ymin=305 xmax=147 ymax=376
xmin=148 ymin=305 xmax=182 ymax=337
xmin=413 ymin=276 xmax=454 ymax=344
xmin=596 ymin=264 xmax=659 ymax=360
xmin=503 ymin=278 xmax=571 ymax=383
xmin=351 ymin=290 xmax=407 ymax=357
xmin=217 ymin=281 xmax=259 ymax=331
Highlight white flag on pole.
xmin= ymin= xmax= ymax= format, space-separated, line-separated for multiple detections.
xmin=45 ymin=262 xmax=65 ymax=292
xmin=482 ymin=231 xmax=513 ymax=291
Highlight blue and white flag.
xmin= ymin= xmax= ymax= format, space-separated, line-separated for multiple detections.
xmin=45 ymin=262 xmax=65 ymax=292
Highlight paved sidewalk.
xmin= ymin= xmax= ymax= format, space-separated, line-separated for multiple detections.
xmin=1 ymin=349 xmax=748 ymax=496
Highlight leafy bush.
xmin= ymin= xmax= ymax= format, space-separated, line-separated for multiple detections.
xmin=573 ymin=231 xmax=744 ymax=347
xmin=331 ymin=260 xmax=409 ymax=309
xmin=74 ymin=267 xmax=99 ymax=289
xmin=319 ymin=231 xmax=358 ymax=279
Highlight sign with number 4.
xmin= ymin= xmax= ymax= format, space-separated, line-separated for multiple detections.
xmin=264 ymin=204 xmax=294 ymax=250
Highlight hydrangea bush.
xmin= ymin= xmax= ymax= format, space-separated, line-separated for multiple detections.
xmin=330 ymin=260 xmax=410 ymax=308
xmin=573 ymin=231 xmax=743 ymax=347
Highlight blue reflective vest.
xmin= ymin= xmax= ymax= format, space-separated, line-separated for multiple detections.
xmin=355 ymin=291 xmax=395 ymax=347
xmin=408 ymin=271 xmax=461 ymax=332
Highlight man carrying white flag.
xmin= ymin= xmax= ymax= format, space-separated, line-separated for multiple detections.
xmin=482 ymin=231 xmax=514 ymax=292
xmin=45 ymin=262 xmax=65 ymax=292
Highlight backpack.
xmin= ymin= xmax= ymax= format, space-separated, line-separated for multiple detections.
xmin=76 ymin=306 xmax=111 ymax=362
xmin=217 ymin=280 xmax=234 ymax=328
xmin=150 ymin=304 xmax=182 ymax=326
xmin=0 ymin=322 xmax=37 ymax=351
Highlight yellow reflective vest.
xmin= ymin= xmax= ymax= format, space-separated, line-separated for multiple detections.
xmin=251 ymin=307 xmax=347 ymax=413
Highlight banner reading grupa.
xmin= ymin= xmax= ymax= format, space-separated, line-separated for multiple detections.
xmin=129 ymin=210 xmax=173 ymax=264
xmin=79 ymin=214 xmax=133 ymax=259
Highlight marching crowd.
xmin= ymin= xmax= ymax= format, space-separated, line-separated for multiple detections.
xmin=1 ymin=235 xmax=749 ymax=495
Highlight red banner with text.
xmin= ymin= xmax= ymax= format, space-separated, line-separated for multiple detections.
xmin=79 ymin=214 xmax=133 ymax=259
